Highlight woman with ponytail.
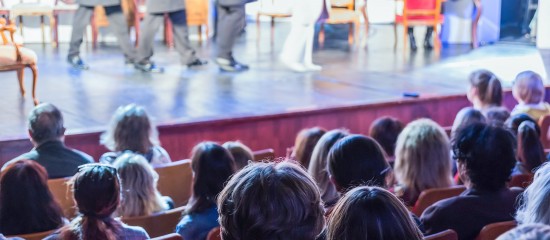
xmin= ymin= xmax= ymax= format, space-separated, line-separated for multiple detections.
xmin=46 ymin=164 xmax=149 ymax=240
xmin=513 ymin=121 xmax=547 ymax=176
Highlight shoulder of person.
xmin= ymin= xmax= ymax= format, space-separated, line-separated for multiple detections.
xmin=1 ymin=153 xmax=37 ymax=171
xmin=70 ymin=148 xmax=94 ymax=163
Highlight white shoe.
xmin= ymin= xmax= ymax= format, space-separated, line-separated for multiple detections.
xmin=280 ymin=56 xmax=308 ymax=72
xmin=304 ymin=63 xmax=322 ymax=71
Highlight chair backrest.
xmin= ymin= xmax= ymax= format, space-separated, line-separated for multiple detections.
xmin=401 ymin=0 xmax=442 ymax=19
xmin=121 ymin=206 xmax=185 ymax=238
xmin=412 ymin=185 xmax=467 ymax=216
xmin=151 ymin=233 xmax=183 ymax=240
xmin=6 ymin=229 xmax=56 ymax=240
xmin=424 ymin=229 xmax=458 ymax=240
xmin=253 ymin=148 xmax=275 ymax=162
xmin=331 ymin=0 xmax=354 ymax=10
xmin=47 ymin=177 xmax=78 ymax=219
xmin=508 ymin=174 xmax=534 ymax=189
xmin=186 ymin=0 xmax=208 ymax=26
xmin=154 ymin=160 xmax=193 ymax=208
xmin=207 ymin=227 xmax=222 ymax=240
xmin=475 ymin=221 xmax=517 ymax=240
xmin=538 ymin=115 xmax=550 ymax=148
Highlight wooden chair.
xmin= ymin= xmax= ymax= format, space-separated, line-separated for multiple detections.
xmin=7 ymin=0 xmax=56 ymax=46
xmin=253 ymin=148 xmax=275 ymax=162
xmin=207 ymin=227 xmax=222 ymax=240
xmin=411 ymin=185 xmax=466 ymax=216
xmin=394 ymin=0 xmax=444 ymax=51
xmin=424 ymin=229 xmax=458 ymax=240
xmin=256 ymin=0 xmax=291 ymax=44
xmin=151 ymin=233 xmax=183 ymax=240
xmin=0 ymin=17 xmax=39 ymax=105
xmin=538 ymin=114 xmax=550 ymax=148
xmin=122 ymin=206 xmax=185 ymax=238
xmin=154 ymin=159 xmax=193 ymax=207
xmin=52 ymin=0 xmax=79 ymax=47
xmin=475 ymin=221 xmax=517 ymax=240
xmin=186 ymin=0 xmax=209 ymax=43
xmin=6 ymin=229 xmax=56 ymax=240
xmin=47 ymin=177 xmax=77 ymax=219
xmin=508 ymin=173 xmax=534 ymax=189
xmin=319 ymin=0 xmax=360 ymax=47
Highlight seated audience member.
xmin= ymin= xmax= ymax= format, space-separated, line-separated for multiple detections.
xmin=515 ymin=163 xmax=550 ymax=225
xmin=394 ymin=119 xmax=453 ymax=207
xmin=308 ymin=129 xmax=349 ymax=207
xmin=368 ymin=116 xmax=404 ymax=164
xmin=326 ymin=186 xmax=423 ymax=240
xmin=4 ymin=103 xmax=92 ymax=179
xmin=46 ymin=164 xmax=149 ymax=240
xmin=498 ymin=223 xmax=550 ymax=240
xmin=511 ymin=71 xmax=550 ymax=121
xmin=290 ymin=127 xmax=326 ymax=167
xmin=486 ymin=106 xmax=511 ymax=128
xmin=176 ymin=142 xmax=235 ymax=240
xmin=0 ymin=160 xmax=65 ymax=235
xmin=513 ymin=121 xmax=546 ymax=176
xmin=113 ymin=153 xmax=173 ymax=218
xmin=450 ymin=108 xmax=486 ymax=139
xmin=100 ymin=104 xmax=171 ymax=165
xmin=217 ymin=162 xmax=324 ymax=240
xmin=421 ymin=123 xmax=522 ymax=240
xmin=506 ymin=113 xmax=541 ymax=136
xmin=222 ymin=141 xmax=254 ymax=170
xmin=452 ymin=70 xmax=504 ymax=132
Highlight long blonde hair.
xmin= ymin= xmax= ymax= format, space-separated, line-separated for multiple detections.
xmin=113 ymin=153 xmax=167 ymax=217
xmin=516 ymin=163 xmax=550 ymax=225
xmin=394 ymin=119 xmax=453 ymax=201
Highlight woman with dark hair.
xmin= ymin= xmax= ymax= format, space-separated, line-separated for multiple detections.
xmin=327 ymin=186 xmax=423 ymax=240
xmin=46 ymin=164 xmax=149 ymax=240
xmin=176 ymin=142 xmax=235 ymax=240
xmin=513 ymin=121 xmax=546 ymax=176
xmin=218 ymin=162 xmax=324 ymax=240
xmin=290 ymin=127 xmax=326 ymax=168
xmin=0 ymin=160 xmax=65 ymax=235
xmin=222 ymin=141 xmax=254 ymax=171
xmin=506 ymin=113 xmax=541 ymax=136
xmin=369 ymin=116 xmax=404 ymax=164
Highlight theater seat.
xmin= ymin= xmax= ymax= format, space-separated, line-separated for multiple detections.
xmin=412 ymin=185 xmax=466 ymax=216
xmin=253 ymin=149 xmax=275 ymax=162
xmin=207 ymin=227 xmax=221 ymax=240
xmin=6 ymin=229 xmax=56 ymax=240
xmin=475 ymin=221 xmax=516 ymax=240
xmin=47 ymin=177 xmax=77 ymax=219
xmin=154 ymin=160 xmax=193 ymax=207
xmin=508 ymin=174 xmax=534 ymax=189
xmin=121 ymin=206 xmax=186 ymax=238
xmin=424 ymin=229 xmax=458 ymax=240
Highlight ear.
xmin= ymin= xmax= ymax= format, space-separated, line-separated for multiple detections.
xmin=457 ymin=161 xmax=470 ymax=187
xmin=27 ymin=130 xmax=37 ymax=146
xmin=330 ymin=175 xmax=342 ymax=193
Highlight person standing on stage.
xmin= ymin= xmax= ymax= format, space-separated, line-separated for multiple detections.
xmin=214 ymin=0 xmax=256 ymax=72
xmin=279 ymin=0 xmax=329 ymax=72
xmin=134 ymin=0 xmax=208 ymax=73
xmin=66 ymin=0 xmax=136 ymax=70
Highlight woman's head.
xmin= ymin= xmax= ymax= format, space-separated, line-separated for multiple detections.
xmin=369 ymin=117 xmax=404 ymax=158
xmin=101 ymin=104 xmax=159 ymax=154
xmin=293 ymin=127 xmax=326 ymax=168
xmin=517 ymin=121 xmax=546 ymax=173
xmin=506 ymin=113 xmax=541 ymax=136
xmin=513 ymin=71 xmax=545 ymax=104
xmin=222 ymin=141 xmax=254 ymax=171
xmin=468 ymin=70 xmax=503 ymax=107
xmin=326 ymin=186 xmax=423 ymax=240
xmin=516 ymin=163 xmax=550 ymax=225
xmin=218 ymin=162 xmax=324 ymax=240
xmin=113 ymin=153 xmax=167 ymax=217
xmin=0 ymin=160 xmax=64 ymax=235
xmin=453 ymin=123 xmax=516 ymax=191
xmin=451 ymin=108 xmax=486 ymax=138
xmin=328 ymin=135 xmax=390 ymax=192
xmin=188 ymin=142 xmax=235 ymax=214
xmin=394 ymin=119 xmax=453 ymax=197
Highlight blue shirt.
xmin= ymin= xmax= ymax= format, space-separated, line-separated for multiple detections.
xmin=176 ymin=206 xmax=218 ymax=240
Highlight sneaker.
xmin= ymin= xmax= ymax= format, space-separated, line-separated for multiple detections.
xmin=67 ymin=55 xmax=89 ymax=70
xmin=134 ymin=61 xmax=164 ymax=73
xmin=186 ymin=58 xmax=208 ymax=68
xmin=303 ymin=63 xmax=322 ymax=71
xmin=215 ymin=57 xmax=249 ymax=72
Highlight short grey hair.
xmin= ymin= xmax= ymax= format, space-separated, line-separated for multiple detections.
xmin=28 ymin=103 xmax=64 ymax=144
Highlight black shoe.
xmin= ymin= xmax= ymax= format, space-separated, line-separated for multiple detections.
xmin=424 ymin=27 xmax=434 ymax=50
xmin=134 ymin=61 xmax=164 ymax=73
xmin=408 ymin=31 xmax=417 ymax=51
xmin=186 ymin=58 xmax=208 ymax=68
xmin=216 ymin=57 xmax=249 ymax=72
xmin=67 ymin=55 xmax=89 ymax=70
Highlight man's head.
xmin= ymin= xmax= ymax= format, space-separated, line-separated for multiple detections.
xmin=28 ymin=103 xmax=65 ymax=145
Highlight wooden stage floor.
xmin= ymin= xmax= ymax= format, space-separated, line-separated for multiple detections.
xmin=1 ymin=23 xmax=549 ymax=140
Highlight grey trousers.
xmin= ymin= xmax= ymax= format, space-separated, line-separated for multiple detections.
xmin=216 ymin=4 xmax=245 ymax=59
xmin=68 ymin=5 xmax=135 ymax=59
xmin=136 ymin=10 xmax=196 ymax=64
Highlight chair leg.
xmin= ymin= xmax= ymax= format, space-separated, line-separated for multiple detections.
xmin=348 ymin=22 xmax=353 ymax=45
xmin=53 ymin=14 xmax=59 ymax=47
xmin=29 ymin=64 xmax=39 ymax=105
xmin=134 ymin=14 xmax=140 ymax=46
xmin=319 ymin=23 xmax=325 ymax=48
xmin=198 ymin=25 xmax=203 ymax=43
xmin=91 ymin=13 xmax=98 ymax=48
xmin=40 ymin=15 xmax=46 ymax=45
xmin=19 ymin=15 xmax=23 ymax=36
xmin=403 ymin=24 xmax=408 ymax=51
xmin=270 ymin=16 xmax=275 ymax=45
xmin=393 ymin=23 xmax=397 ymax=50
xmin=17 ymin=68 xmax=25 ymax=96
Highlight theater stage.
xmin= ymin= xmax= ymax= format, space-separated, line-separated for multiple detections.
xmin=0 ymin=24 xmax=549 ymax=163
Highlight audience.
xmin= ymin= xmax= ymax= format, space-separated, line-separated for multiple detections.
xmin=113 ymin=153 xmax=173 ymax=218
xmin=46 ymin=164 xmax=149 ymax=240
xmin=421 ymin=123 xmax=522 ymax=240
xmin=486 ymin=107 xmax=511 ymax=128
xmin=176 ymin=142 xmax=235 ymax=240
xmin=368 ymin=116 xmax=404 ymax=164
xmin=511 ymin=71 xmax=550 ymax=121
xmin=0 ymin=160 xmax=65 ymax=235
xmin=393 ymin=119 xmax=453 ymax=206
xmin=222 ymin=141 xmax=254 ymax=170
xmin=326 ymin=186 xmax=423 ymax=240
xmin=506 ymin=113 xmax=541 ymax=136
xmin=100 ymin=104 xmax=171 ymax=165
xmin=4 ymin=103 xmax=92 ymax=179
xmin=218 ymin=162 xmax=324 ymax=240
xmin=513 ymin=121 xmax=546 ymax=176
xmin=291 ymin=127 xmax=326 ymax=168
xmin=308 ymin=129 xmax=349 ymax=207
xmin=515 ymin=163 xmax=550 ymax=225
xmin=450 ymin=108 xmax=486 ymax=139
xmin=498 ymin=223 xmax=550 ymax=240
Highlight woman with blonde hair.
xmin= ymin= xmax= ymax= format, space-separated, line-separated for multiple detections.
xmin=222 ymin=141 xmax=254 ymax=171
xmin=100 ymin=104 xmax=171 ymax=165
xmin=516 ymin=163 xmax=550 ymax=225
xmin=394 ymin=118 xmax=453 ymax=206
xmin=113 ymin=153 xmax=172 ymax=217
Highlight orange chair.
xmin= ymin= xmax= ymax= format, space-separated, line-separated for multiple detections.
xmin=411 ymin=185 xmax=466 ymax=216
xmin=424 ymin=229 xmax=458 ymax=240
xmin=475 ymin=221 xmax=516 ymax=240
xmin=538 ymin=115 xmax=550 ymax=148
xmin=47 ymin=177 xmax=77 ymax=219
xmin=318 ymin=0 xmax=361 ymax=47
xmin=6 ymin=229 xmax=56 ymax=240
xmin=394 ymin=0 xmax=444 ymax=51
xmin=151 ymin=233 xmax=183 ymax=240
xmin=121 ymin=206 xmax=185 ymax=238
xmin=207 ymin=227 xmax=222 ymax=240
xmin=508 ymin=174 xmax=534 ymax=189
xmin=256 ymin=0 xmax=291 ymax=44
xmin=154 ymin=160 xmax=193 ymax=207
xmin=253 ymin=148 xmax=275 ymax=162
